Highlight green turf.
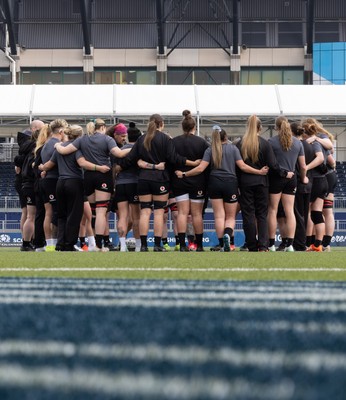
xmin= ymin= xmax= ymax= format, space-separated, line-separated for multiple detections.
xmin=0 ymin=247 xmax=345 ymax=280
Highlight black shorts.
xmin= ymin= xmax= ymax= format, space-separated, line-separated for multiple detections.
xmin=22 ymin=186 xmax=36 ymax=206
xmin=41 ymin=178 xmax=58 ymax=204
xmin=173 ymin=182 xmax=206 ymax=201
xmin=137 ymin=179 xmax=170 ymax=196
xmin=115 ymin=183 xmax=139 ymax=204
xmin=269 ymin=175 xmax=297 ymax=195
xmin=310 ymin=176 xmax=328 ymax=202
xmin=326 ymin=171 xmax=337 ymax=195
xmin=208 ymin=176 xmax=239 ymax=203
xmin=15 ymin=178 xmax=26 ymax=208
xmin=84 ymin=170 xmax=114 ymax=196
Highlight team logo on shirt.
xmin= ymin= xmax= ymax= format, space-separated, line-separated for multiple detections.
xmin=102 ymin=183 xmax=108 ymax=190
xmin=160 ymin=186 xmax=166 ymax=192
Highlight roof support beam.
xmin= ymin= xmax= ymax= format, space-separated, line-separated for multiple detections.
xmin=80 ymin=0 xmax=91 ymax=55
xmin=156 ymin=0 xmax=165 ymax=55
xmin=3 ymin=0 xmax=17 ymax=55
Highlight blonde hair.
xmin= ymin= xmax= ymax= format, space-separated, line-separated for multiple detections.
xmin=86 ymin=121 xmax=95 ymax=136
xmin=275 ymin=116 xmax=292 ymax=151
xmin=241 ymin=115 xmax=261 ymax=163
xmin=34 ymin=124 xmax=51 ymax=156
xmin=302 ymin=122 xmax=318 ymax=137
xmin=94 ymin=118 xmax=106 ymax=130
xmin=49 ymin=119 xmax=68 ymax=134
xmin=64 ymin=125 xmax=83 ymax=141
xmin=211 ymin=128 xmax=228 ymax=169
xmin=303 ymin=117 xmax=334 ymax=141
xmin=144 ymin=114 xmax=164 ymax=151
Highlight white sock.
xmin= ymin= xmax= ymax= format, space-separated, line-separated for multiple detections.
xmin=46 ymin=239 xmax=54 ymax=246
xmin=87 ymin=236 xmax=96 ymax=247
xmin=119 ymin=237 xmax=126 ymax=251
xmin=135 ymin=239 xmax=141 ymax=251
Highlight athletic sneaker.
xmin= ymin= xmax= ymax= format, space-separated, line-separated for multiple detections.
xmin=140 ymin=245 xmax=149 ymax=252
xmin=210 ymin=245 xmax=223 ymax=252
xmin=35 ymin=247 xmax=46 ymax=252
xmin=196 ymin=246 xmax=204 ymax=252
xmin=179 ymin=246 xmax=189 ymax=252
xmin=45 ymin=245 xmax=55 ymax=252
xmin=174 ymin=244 xmax=180 ymax=251
xmin=268 ymin=245 xmax=276 ymax=252
xmin=223 ymin=234 xmax=231 ymax=252
xmin=74 ymin=245 xmax=84 ymax=252
xmin=81 ymin=244 xmax=89 ymax=251
xmin=104 ymin=242 xmax=117 ymax=251
xmin=310 ymin=244 xmax=323 ymax=252
xmin=163 ymin=243 xmax=170 ymax=251
xmin=153 ymin=245 xmax=167 ymax=252
xmin=323 ymin=245 xmax=331 ymax=252
xmin=188 ymin=243 xmax=197 ymax=251
xmin=20 ymin=245 xmax=35 ymax=252
xmin=239 ymin=244 xmax=248 ymax=252
xmin=230 ymin=244 xmax=236 ymax=252
xmin=120 ymin=247 xmax=128 ymax=252
xmin=284 ymin=245 xmax=294 ymax=252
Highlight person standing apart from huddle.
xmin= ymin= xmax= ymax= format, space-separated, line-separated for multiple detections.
xmin=54 ymin=119 xmax=130 ymax=251
xmin=176 ymin=126 xmax=269 ymax=252
xmin=171 ymin=110 xmax=210 ymax=252
xmin=119 ymin=113 xmax=200 ymax=252
xmin=267 ymin=116 xmax=308 ymax=252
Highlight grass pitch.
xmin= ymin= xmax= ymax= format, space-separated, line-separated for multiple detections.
xmin=0 ymin=247 xmax=345 ymax=281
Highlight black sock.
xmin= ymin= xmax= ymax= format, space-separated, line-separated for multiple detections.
xmin=95 ymin=234 xmax=103 ymax=249
xmin=195 ymin=233 xmax=203 ymax=247
xmin=187 ymin=235 xmax=194 ymax=244
xmin=103 ymin=235 xmax=110 ymax=245
xmin=162 ymin=237 xmax=168 ymax=245
xmin=269 ymin=238 xmax=275 ymax=247
xmin=79 ymin=237 xmax=86 ymax=247
xmin=322 ymin=235 xmax=332 ymax=247
xmin=23 ymin=240 xmax=30 ymax=247
xmin=175 ymin=235 xmax=180 ymax=245
xmin=140 ymin=235 xmax=147 ymax=247
xmin=178 ymin=233 xmax=186 ymax=248
xmin=224 ymin=227 xmax=233 ymax=237
xmin=154 ymin=236 xmax=161 ymax=247
xmin=286 ymin=238 xmax=293 ymax=246
xmin=314 ymin=239 xmax=322 ymax=247
xmin=282 ymin=237 xmax=288 ymax=246
xmin=306 ymin=236 xmax=312 ymax=247
xmin=218 ymin=238 xmax=224 ymax=247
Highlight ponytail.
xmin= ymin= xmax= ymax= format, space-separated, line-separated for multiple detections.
xmin=276 ymin=116 xmax=292 ymax=151
xmin=144 ymin=114 xmax=163 ymax=151
xmin=211 ymin=128 xmax=227 ymax=169
xmin=241 ymin=115 xmax=261 ymax=163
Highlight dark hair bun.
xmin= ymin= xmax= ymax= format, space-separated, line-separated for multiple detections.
xmin=129 ymin=122 xmax=136 ymax=128
xmin=182 ymin=109 xmax=191 ymax=118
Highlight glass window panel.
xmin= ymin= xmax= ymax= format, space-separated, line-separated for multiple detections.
xmin=0 ymin=71 xmax=11 ymax=84
xmin=21 ymin=71 xmax=42 ymax=84
xmin=242 ymin=22 xmax=266 ymax=47
xmin=262 ymin=70 xmax=282 ymax=84
xmin=241 ymin=70 xmax=261 ymax=85
xmin=63 ymin=71 xmax=84 ymax=84
xmin=41 ymin=71 xmax=62 ymax=84
xmin=283 ymin=70 xmax=304 ymax=84
xmin=167 ymin=69 xmax=193 ymax=85
xmin=193 ymin=70 xmax=212 ymax=84
xmin=94 ymin=71 xmax=114 ymax=84
xmin=136 ymin=70 xmax=156 ymax=84
xmin=315 ymin=22 xmax=339 ymax=42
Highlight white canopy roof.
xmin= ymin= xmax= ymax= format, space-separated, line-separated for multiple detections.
xmin=1 ymin=84 xmax=346 ymax=120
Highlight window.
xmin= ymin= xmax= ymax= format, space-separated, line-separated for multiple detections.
xmin=21 ymin=69 xmax=83 ymax=84
xmin=315 ymin=22 xmax=340 ymax=42
xmin=0 ymin=70 xmax=11 ymax=84
xmin=241 ymin=68 xmax=304 ymax=85
xmin=167 ymin=68 xmax=230 ymax=85
xmin=242 ymin=22 xmax=267 ymax=47
xmin=94 ymin=69 xmax=156 ymax=85
xmin=278 ymin=22 xmax=303 ymax=47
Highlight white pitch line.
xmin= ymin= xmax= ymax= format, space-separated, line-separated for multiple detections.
xmin=0 ymin=267 xmax=345 ymax=272
xmin=0 ymin=289 xmax=346 ymax=302
xmin=0 ymin=340 xmax=345 ymax=373
xmin=0 ymin=295 xmax=346 ymax=312
xmin=0 ymin=363 xmax=294 ymax=400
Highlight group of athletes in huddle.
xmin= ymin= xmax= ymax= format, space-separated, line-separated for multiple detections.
xmin=14 ymin=109 xmax=335 ymax=252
